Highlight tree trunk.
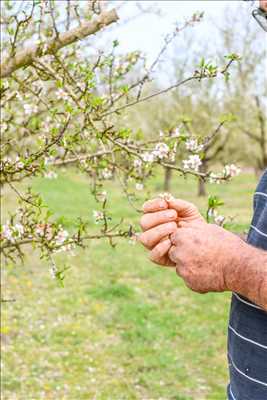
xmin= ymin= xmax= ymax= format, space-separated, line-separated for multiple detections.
xmin=198 ymin=162 xmax=207 ymax=197
xmin=163 ymin=166 xmax=172 ymax=192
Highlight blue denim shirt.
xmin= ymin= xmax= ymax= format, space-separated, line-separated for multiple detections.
xmin=227 ymin=170 xmax=267 ymax=400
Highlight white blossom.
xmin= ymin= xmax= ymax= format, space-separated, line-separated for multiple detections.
xmin=185 ymin=138 xmax=204 ymax=153
xmin=102 ymin=168 xmax=112 ymax=179
xmin=44 ymin=171 xmax=58 ymax=179
xmin=23 ymin=103 xmax=38 ymax=115
xmin=152 ymin=142 xmax=169 ymax=159
xmin=44 ymin=156 xmax=55 ymax=166
xmin=16 ymin=91 xmax=23 ymax=102
xmin=171 ymin=127 xmax=181 ymax=138
xmin=55 ymin=88 xmax=69 ymax=101
xmin=93 ymin=210 xmax=104 ymax=224
xmin=133 ymin=159 xmax=142 ymax=168
xmin=2 ymin=223 xmax=14 ymax=242
xmin=15 ymin=156 xmax=24 ymax=169
xmin=158 ymin=192 xmax=174 ymax=201
xmin=42 ymin=43 xmax=49 ymax=53
xmin=128 ymin=236 xmax=137 ymax=246
xmin=98 ymin=191 xmax=107 ymax=202
xmin=13 ymin=223 xmax=24 ymax=237
xmin=135 ymin=183 xmax=144 ymax=191
xmin=209 ymin=172 xmax=220 ymax=184
xmin=215 ymin=215 xmax=225 ymax=225
xmin=142 ymin=152 xmax=155 ymax=163
xmin=55 ymin=228 xmax=69 ymax=245
xmin=49 ymin=265 xmax=57 ymax=279
xmin=223 ymin=164 xmax=241 ymax=178
xmin=1 ymin=222 xmax=24 ymax=242
xmin=36 ymin=224 xmax=53 ymax=240
xmin=182 ymin=154 xmax=202 ymax=171
xmin=159 ymin=130 xmax=164 ymax=137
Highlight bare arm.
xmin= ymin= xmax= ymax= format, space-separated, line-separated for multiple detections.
xmin=228 ymin=242 xmax=267 ymax=310
xmin=139 ymin=198 xmax=267 ymax=311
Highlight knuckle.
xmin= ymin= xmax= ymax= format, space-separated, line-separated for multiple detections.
xmin=167 ymin=221 xmax=177 ymax=231
xmin=165 ymin=209 xmax=177 ymax=219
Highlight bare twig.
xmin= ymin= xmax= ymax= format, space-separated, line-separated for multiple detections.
xmin=0 ymin=9 xmax=119 ymax=78
xmin=101 ymin=76 xmax=197 ymax=118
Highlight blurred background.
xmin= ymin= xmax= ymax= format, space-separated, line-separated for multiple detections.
xmin=1 ymin=1 xmax=266 ymax=399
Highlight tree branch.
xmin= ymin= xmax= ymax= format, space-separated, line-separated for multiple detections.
xmin=0 ymin=9 xmax=119 ymax=78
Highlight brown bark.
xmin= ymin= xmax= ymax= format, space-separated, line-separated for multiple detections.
xmin=163 ymin=166 xmax=172 ymax=192
xmin=0 ymin=9 xmax=119 ymax=78
xmin=198 ymin=162 xmax=207 ymax=197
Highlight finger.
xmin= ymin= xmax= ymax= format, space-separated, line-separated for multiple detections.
xmin=170 ymin=228 xmax=189 ymax=246
xmin=167 ymin=198 xmax=197 ymax=217
xmin=149 ymin=239 xmax=175 ymax=266
xmin=142 ymin=198 xmax=168 ymax=213
xmin=140 ymin=209 xmax=177 ymax=231
xmin=168 ymin=244 xmax=178 ymax=263
xmin=139 ymin=222 xmax=177 ymax=249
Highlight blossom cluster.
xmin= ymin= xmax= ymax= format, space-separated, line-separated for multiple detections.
xmin=207 ymin=164 xmax=241 ymax=183
xmin=207 ymin=209 xmax=226 ymax=226
xmin=1 ymin=220 xmax=71 ymax=252
xmin=1 ymin=222 xmax=24 ymax=243
xmin=182 ymin=154 xmax=202 ymax=172
xmin=223 ymin=164 xmax=241 ymax=178
xmin=185 ymin=138 xmax=204 ymax=153
xmin=142 ymin=142 xmax=170 ymax=163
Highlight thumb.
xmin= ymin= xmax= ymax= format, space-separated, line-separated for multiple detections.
xmin=167 ymin=198 xmax=200 ymax=219
xmin=167 ymin=198 xmax=194 ymax=212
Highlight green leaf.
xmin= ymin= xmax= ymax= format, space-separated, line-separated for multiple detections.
xmin=208 ymin=195 xmax=224 ymax=208
xmin=199 ymin=57 xmax=205 ymax=68
xmin=118 ymin=128 xmax=131 ymax=139
xmin=120 ymin=85 xmax=129 ymax=94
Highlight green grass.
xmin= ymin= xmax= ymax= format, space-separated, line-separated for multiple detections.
xmin=1 ymin=170 xmax=257 ymax=399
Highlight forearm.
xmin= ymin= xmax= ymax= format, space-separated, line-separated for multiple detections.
xmin=227 ymin=242 xmax=267 ymax=311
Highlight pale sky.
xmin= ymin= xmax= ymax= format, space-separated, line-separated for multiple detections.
xmin=107 ymin=0 xmax=260 ymax=63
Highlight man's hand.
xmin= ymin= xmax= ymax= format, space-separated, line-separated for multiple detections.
xmin=139 ymin=196 xmax=267 ymax=309
xmin=139 ymin=197 xmax=204 ymax=266
xmin=169 ymin=221 xmax=267 ymax=309
xmin=168 ymin=222 xmax=247 ymax=293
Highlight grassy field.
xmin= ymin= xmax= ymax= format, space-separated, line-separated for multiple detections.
xmin=1 ymin=170 xmax=258 ymax=400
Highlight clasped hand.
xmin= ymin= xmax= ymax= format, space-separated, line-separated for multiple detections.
xmin=139 ymin=197 xmax=245 ymax=293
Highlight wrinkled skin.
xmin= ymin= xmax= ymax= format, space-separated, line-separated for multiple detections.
xmin=168 ymin=222 xmax=247 ymax=293
xmin=139 ymin=197 xmax=247 ymax=293
xmin=139 ymin=197 xmax=204 ymax=267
